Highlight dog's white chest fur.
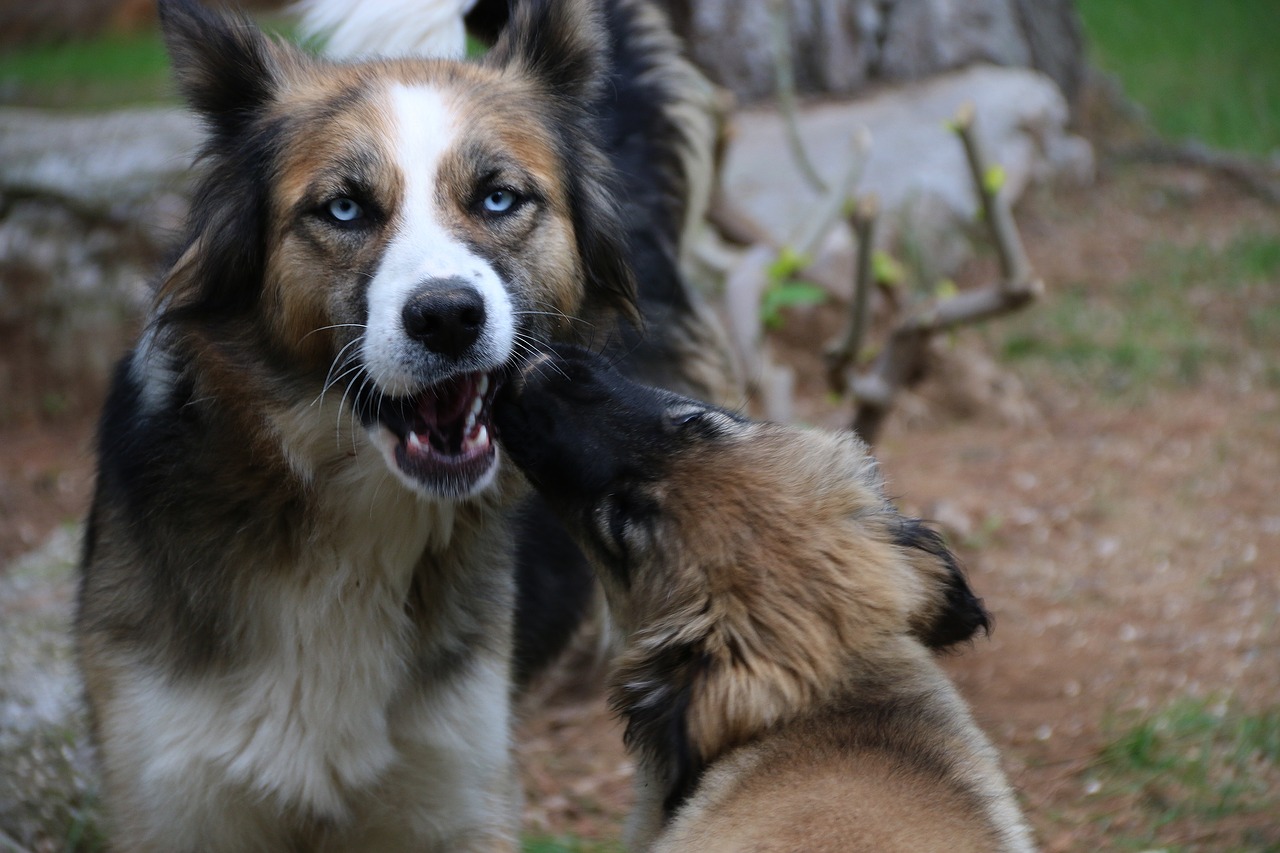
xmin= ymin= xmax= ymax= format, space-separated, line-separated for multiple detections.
xmin=111 ymin=487 xmax=419 ymax=802
xmin=99 ymin=427 xmax=513 ymax=847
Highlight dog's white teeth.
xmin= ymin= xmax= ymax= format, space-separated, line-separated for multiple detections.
xmin=464 ymin=411 xmax=477 ymax=433
xmin=408 ymin=431 xmax=424 ymax=450
xmin=469 ymin=393 xmax=484 ymax=418
xmin=473 ymin=425 xmax=489 ymax=450
xmin=477 ymin=374 xmax=490 ymax=397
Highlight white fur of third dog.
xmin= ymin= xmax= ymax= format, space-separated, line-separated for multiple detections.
xmin=294 ymin=0 xmax=480 ymax=60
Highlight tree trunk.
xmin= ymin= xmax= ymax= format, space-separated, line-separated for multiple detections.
xmin=656 ymin=0 xmax=1085 ymax=108
xmin=1012 ymin=0 xmax=1085 ymax=104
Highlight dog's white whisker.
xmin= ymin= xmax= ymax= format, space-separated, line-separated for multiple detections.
xmin=300 ymin=322 xmax=368 ymax=345
xmin=513 ymin=309 xmax=592 ymax=328
xmin=336 ymin=369 xmax=370 ymax=448
xmin=314 ymin=341 xmax=365 ymax=411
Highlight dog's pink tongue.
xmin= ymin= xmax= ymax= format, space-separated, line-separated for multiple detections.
xmin=418 ymin=375 xmax=476 ymax=427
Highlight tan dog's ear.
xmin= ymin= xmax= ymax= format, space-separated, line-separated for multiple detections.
xmin=895 ymin=519 xmax=991 ymax=648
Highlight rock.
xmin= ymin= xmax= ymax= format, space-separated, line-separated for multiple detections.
xmin=0 ymin=106 xmax=198 ymax=227
xmin=0 ymin=107 xmax=199 ymax=423
xmin=720 ymin=65 xmax=1094 ymax=280
xmin=0 ymin=525 xmax=100 ymax=850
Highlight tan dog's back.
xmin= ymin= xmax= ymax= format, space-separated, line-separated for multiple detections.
xmin=673 ymin=761 xmax=998 ymax=852
xmin=657 ymin=654 xmax=1023 ymax=851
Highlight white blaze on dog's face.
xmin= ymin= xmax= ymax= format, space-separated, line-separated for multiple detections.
xmin=361 ymin=85 xmax=514 ymax=399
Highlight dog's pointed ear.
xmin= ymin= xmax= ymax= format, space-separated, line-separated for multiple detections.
xmin=896 ymin=519 xmax=992 ymax=649
xmin=155 ymin=0 xmax=310 ymax=321
xmin=158 ymin=0 xmax=295 ymax=140
xmin=485 ymin=0 xmax=608 ymax=106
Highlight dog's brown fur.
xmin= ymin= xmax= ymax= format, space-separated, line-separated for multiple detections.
xmin=494 ymin=346 xmax=1036 ymax=852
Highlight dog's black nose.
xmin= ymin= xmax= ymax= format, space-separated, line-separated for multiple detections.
xmin=402 ymin=280 xmax=487 ymax=358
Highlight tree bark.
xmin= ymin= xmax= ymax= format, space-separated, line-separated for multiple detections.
xmin=656 ymin=0 xmax=1086 ymax=109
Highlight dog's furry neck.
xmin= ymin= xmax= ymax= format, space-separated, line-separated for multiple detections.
xmin=602 ymin=502 xmax=926 ymax=819
xmin=609 ymin=598 xmax=894 ymax=820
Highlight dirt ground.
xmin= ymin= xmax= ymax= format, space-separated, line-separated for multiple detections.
xmin=2 ymin=161 xmax=1277 ymax=850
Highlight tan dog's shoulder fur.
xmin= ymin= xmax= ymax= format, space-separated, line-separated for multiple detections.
xmin=494 ymin=346 xmax=1036 ymax=852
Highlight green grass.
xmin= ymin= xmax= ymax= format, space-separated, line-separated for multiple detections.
xmin=1077 ymin=0 xmax=1280 ymax=155
xmin=0 ymin=29 xmax=170 ymax=85
xmin=0 ymin=17 xmax=303 ymax=110
xmin=0 ymin=28 xmax=174 ymax=109
xmin=996 ymin=231 xmax=1280 ymax=396
xmin=1088 ymin=698 xmax=1280 ymax=850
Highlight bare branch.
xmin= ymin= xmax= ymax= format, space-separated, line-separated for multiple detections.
xmin=1116 ymin=138 xmax=1280 ymax=206
xmin=849 ymin=327 xmax=930 ymax=442
xmin=900 ymin=279 xmax=1041 ymax=334
xmin=708 ymin=186 xmax=773 ymax=247
xmin=792 ymin=127 xmax=872 ymax=259
xmin=952 ymin=102 xmax=1034 ymax=290
xmin=825 ymin=193 xmax=879 ymax=393
xmin=767 ymin=0 xmax=827 ymax=195
xmin=838 ymin=104 xmax=1045 ymax=444
xmin=723 ymin=244 xmax=779 ymax=390
xmin=761 ymin=360 xmax=796 ymax=424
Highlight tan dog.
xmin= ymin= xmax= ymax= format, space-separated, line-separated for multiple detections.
xmin=494 ymin=345 xmax=1036 ymax=852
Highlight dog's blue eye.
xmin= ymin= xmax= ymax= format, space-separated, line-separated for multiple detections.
xmin=482 ymin=189 xmax=517 ymax=214
xmin=327 ymin=197 xmax=363 ymax=222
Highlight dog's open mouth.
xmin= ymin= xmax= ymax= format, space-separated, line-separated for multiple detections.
xmin=374 ymin=371 xmax=500 ymax=495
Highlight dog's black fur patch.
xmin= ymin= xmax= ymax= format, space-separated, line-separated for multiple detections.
xmin=894 ymin=518 xmax=992 ymax=649
xmin=155 ymin=0 xmax=285 ymax=323
xmin=612 ymin=640 xmax=711 ymax=819
xmin=511 ymin=501 xmax=598 ymax=687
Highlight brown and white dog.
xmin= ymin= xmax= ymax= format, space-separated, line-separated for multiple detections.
xmin=76 ymin=0 xmax=731 ymax=849
xmin=495 ymin=345 xmax=1036 ymax=852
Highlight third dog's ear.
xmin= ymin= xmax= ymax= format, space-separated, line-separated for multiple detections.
xmin=895 ymin=519 xmax=992 ymax=649
xmin=158 ymin=0 xmax=298 ymax=142
xmin=486 ymin=0 xmax=608 ymax=107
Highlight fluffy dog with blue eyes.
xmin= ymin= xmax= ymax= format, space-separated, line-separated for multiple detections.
xmin=495 ymin=345 xmax=1036 ymax=852
xmin=75 ymin=0 xmax=733 ymax=848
